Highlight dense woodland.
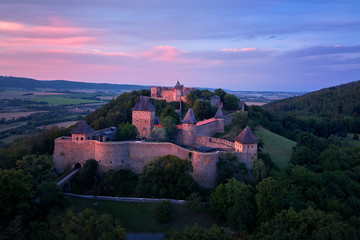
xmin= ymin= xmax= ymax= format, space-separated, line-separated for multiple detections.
xmin=263 ymin=81 xmax=360 ymax=138
xmin=0 ymin=85 xmax=360 ymax=239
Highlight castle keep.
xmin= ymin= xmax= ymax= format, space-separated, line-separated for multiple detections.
xmin=151 ymin=81 xmax=194 ymax=102
xmin=53 ymin=95 xmax=257 ymax=188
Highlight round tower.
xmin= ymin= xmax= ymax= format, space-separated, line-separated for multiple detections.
xmin=214 ymin=107 xmax=225 ymax=133
xmin=182 ymin=108 xmax=197 ymax=147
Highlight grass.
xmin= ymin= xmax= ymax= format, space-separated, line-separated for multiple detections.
xmin=31 ymin=96 xmax=103 ymax=105
xmin=254 ymin=126 xmax=296 ymax=168
xmin=68 ymin=197 xmax=217 ymax=232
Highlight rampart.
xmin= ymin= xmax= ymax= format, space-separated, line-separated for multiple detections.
xmin=196 ymin=118 xmax=219 ymax=137
xmin=224 ymin=114 xmax=233 ymax=125
xmin=195 ymin=136 xmax=234 ymax=151
xmin=54 ymin=139 xmax=220 ymax=188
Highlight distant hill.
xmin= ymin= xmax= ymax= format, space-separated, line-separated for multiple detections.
xmin=262 ymin=80 xmax=360 ymax=136
xmin=0 ymin=76 xmax=151 ymax=91
xmin=264 ymin=81 xmax=360 ymax=118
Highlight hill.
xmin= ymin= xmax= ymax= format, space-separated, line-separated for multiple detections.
xmin=0 ymin=76 xmax=150 ymax=91
xmin=264 ymin=81 xmax=360 ymax=118
xmin=262 ymin=81 xmax=360 ymax=136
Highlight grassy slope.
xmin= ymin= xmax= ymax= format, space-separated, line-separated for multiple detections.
xmin=254 ymin=126 xmax=296 ymax=168
xmin=68 ymin=197 xmax=217 ymax=232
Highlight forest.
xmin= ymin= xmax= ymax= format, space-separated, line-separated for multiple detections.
xmin=0 ymin=86 xmax=360 ymax=239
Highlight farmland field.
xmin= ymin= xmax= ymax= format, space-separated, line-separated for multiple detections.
xmin=31 ymin=96 xmax=103 ymax=105
xmin=254 ymin=126 xmax=296 ymax=168
xmin=0 ymin=111 xmax=47 ymax=120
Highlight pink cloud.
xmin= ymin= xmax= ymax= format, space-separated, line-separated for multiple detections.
xmin=220 ymin=47 xmax=257 ymax=52
xmin=0 ymin=20 xmax=102 ymax=50
xmin=0 ymin=21 xmax=24 ymax=31
xmin=140 ymin=45 xmax=182 ymax=61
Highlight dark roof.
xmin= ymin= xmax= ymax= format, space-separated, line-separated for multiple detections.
xmin=175 ymin=80 xmax=181 ymax=87
xmin=71 ymin=121 xmax=94 ymax=134
xmin=234 ymin=126 xmax=258 ymax=144
xmin=131 ymin=96 xmax=156 ymax=111
xmin=182 ymin=108 xmax=197 ymax=124
xmin=154 ymin=117 xmax=160 ymax=125
xmin=214 ymin=107 xmax=224 ymax=119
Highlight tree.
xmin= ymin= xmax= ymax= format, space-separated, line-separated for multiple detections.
xmin=226 ymin=180 xmax=257 ymax=231
xmin=209 ymin=179 xmax=256 ymax=232
xmin=149 ymin=127 xmax=166 ymax=142
xmin=164 ymin=223 xmax=233 ymax=240
xmin=254 ymin=207 xmax=360 ymax=240
xmin=216 ymin=152 xmax=247 ymax=185
xmin=0 ymin=169 xmax=33 ymax=226
xmin=161 ymin=116 xmax=178 ymax=141
xmin=223 ymin=94 xmax=239 ymax=111
xmin=117 ymin=122 xmax=138 ymax=141
xmin=136 ymin=155 xmax=199 ymax=199
xmin=101 ymin=169 xmax=138 ymax=197
xmin=233 ymin=111 xmax=249 ymax=128
xmin=78 ymin=159 xmax=100 ymax=192
xmin=16 ymin=154 xmax=56 ymax=182
xmin=290 ymin=146 xmax=318 ymax=166
xmin=214 ymin=88 xmax=227 ymax=102
xmin=60 ymin=208 xmax=126 ymax=240
xmin=160 ymin=105 xmax=180 ymax=124
xmin=192 ymin=99 xmax=213 ymax=121
xmin=256 ymin=177 xmax=282 ymax=222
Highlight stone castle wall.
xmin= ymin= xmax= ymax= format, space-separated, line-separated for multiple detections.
xmin=53 ymin=139 xmax=221 ymax=188
xmin=195 ymin=136 xmax=234 ymax=151
xmin=224 ymin=114 xmax=233 ymax=125
xmin=196 ymin=119 xmax=219 ymax=137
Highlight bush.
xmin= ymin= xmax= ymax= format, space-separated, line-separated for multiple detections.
xmin=155 ymin=201 xmax=171 ymax=223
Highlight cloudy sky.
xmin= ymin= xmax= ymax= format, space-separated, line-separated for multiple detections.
xmin=0 ymin=0 xmax=359 ymax=91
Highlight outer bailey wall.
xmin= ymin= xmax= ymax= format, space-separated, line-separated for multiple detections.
xmin=53 ymin=140 xmax=220 ymax=188
xmin=54 ymin=138 xmax=96 ymax=170
xmin=127 ymin=142 xmax=219 ymax=188
xmin=94 ymin=142 xmax=130 ymax=171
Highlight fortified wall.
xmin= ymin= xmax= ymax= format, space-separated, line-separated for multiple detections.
xmin=54 ymin=139 xmax=219 ymax=188
xmin=53 ymin=94 xmax=257 ymax=189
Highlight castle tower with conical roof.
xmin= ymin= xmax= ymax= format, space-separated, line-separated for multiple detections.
xmin=234 ymin=126 xmax=258 ymax=160
xmin=214 ymin=107 xmax=225 ymax=133
xmin=71 ymin=120 xmax=94 ymax=141
xmin=131 ymin=96 xmax=156 ymax=138
xmin=182 ymin=108 xmax=197 ymax=146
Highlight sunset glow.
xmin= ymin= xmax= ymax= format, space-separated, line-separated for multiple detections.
xmin=0 ymin=1 xmax=359 ymax=91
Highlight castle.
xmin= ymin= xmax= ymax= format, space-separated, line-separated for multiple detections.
xmin=53 ymin=95 xmax=257 ymax=188
xmin=151 ymin=81 xmax=194 ymax=102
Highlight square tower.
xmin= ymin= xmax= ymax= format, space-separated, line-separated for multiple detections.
xmin=131 ymin=96 xmax=156 ymax=138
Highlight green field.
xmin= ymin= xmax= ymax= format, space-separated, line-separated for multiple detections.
xmin=254 ymin=126 xmax=296 ymax=168
xmin=68 ymin=197 xmax=217 ymax=232
xmin=32 ymin=96 xmax=103 ymax=105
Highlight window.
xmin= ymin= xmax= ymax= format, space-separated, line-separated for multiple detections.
xmin=76 ymin=137 xmax=79 ymax=140
xmin=81 ymin=137 xmax=83 ymax=140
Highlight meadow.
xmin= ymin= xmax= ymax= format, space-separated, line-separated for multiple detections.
xmin=254 ymin=126 xmax=296 ymax=168
xmin=68 ymin=197 xmax=217 ymax=233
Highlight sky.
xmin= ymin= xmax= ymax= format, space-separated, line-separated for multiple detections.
xmin=0 ymin=0 xmax=359 ymax=91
